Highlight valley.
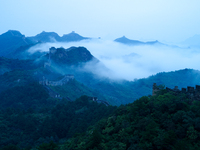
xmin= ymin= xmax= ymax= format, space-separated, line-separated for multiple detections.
xmin=0 ymin=29 xmax=200 ymax=149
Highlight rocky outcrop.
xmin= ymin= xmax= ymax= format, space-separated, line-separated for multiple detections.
xmin=46 ymin=46 xmax=97 ymax=66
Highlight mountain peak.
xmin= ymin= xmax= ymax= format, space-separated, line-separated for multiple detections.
xmin=27 ymin=31 xmax=89 ymax=43
xmin=48 ymin=46 xmax=96 ymax=66
xmin=28 ymin=31 xmax=60 ymax=42
xmin=1 ymin=30 xmax=24 ymax=38
xmin=115 ymin=36 xmax=160 ymax=46
xmin=61 ymin=31 xmax=89 ymax=42
xmin=114 ymin=36 xmax=143 ymax=45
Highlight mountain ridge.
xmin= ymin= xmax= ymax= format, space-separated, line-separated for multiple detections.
xmin=27 ymin=31 xmax=90 ymax=43
xmin=0 ymin=30 xmax=33 ymax=56
xmin=114 ymin=36 xmax=162 ymax=46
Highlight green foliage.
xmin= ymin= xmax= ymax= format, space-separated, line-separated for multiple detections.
xmin=0 ymin=144 xmax=20 ymax=150
xmin=50 ymin=80 xmax=98 ymax=101
xmin=0 ymin=95 xmax=116 ymax=149
xmin=0 ymin=82 xmax=49 ymax=109
xmin=37 ymin=141 xmax=58 ymax=150
xmin=65 ymin=91 xmax=200 ymax=150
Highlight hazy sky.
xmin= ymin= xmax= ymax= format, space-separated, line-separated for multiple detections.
xmin=1 ymin=0 xmax=200 ymax=43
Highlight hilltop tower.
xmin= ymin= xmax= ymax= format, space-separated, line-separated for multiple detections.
xmin=44 ymin=47 xmax=57 ymax=68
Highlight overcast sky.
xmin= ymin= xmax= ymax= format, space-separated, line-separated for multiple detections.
xmin=0 ymin=0 xmax=200 ymax=43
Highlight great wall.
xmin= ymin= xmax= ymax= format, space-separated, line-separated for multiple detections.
xmin=39 ymin=47 xmax=110 ymax=105
xmin=152 ymin=83 xmax=200 ymax=100
xmin=39 ymin=75 xmax=74 ymax=86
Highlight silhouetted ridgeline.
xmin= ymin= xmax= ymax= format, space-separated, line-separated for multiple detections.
xmin=153 ymin=83 xmax=200 ymax=101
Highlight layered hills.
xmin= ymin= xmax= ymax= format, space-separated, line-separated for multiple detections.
xmin=1 ymin=29 xmax=200 ymax=149
xmin=0 ymin=30 xmax=90 ymax=58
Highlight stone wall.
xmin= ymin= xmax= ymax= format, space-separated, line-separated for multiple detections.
xmin=152 ymin=83 xmax=200 ymax=101
xmin=39 ymin=75 xmax=74 ymax=86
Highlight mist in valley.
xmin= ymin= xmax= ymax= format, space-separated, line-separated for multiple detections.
xmin=28 ymin=39 xmax=200 ymax=81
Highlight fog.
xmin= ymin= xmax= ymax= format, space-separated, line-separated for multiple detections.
xmin=28 ymin=39 xmax=200 ymax=81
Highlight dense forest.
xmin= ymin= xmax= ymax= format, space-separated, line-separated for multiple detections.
xmin=0 ymin=83 xmax=116 ymax=149
xmin=64 ymin=88 xmax=200 ymax=150
xmin=2 ymin=84 xmax=200 ymax=149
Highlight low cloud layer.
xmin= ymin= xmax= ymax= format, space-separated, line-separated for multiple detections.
xmin=28 ymin=39 xmax=200 ymax=81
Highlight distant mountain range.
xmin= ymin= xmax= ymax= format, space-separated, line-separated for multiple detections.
xmin=114 ymin=36 xmax=162 ymax=46
xmin=27 ymin=31 xmax=89 ymax=43
xmin=0 ymin=30 xmax=90 ymax=57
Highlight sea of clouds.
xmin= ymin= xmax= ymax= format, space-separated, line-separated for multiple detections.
xmin=28 ymin=39 xmax=200 ymax=81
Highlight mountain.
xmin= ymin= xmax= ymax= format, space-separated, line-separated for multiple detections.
xmin=114 ymin=36 xmax=161 ymax=46
xmin=60 ymin=31 xmax=89 ymax=42
xmin=0 ymin=30 xmax=33 ymax=56
xmin=0 ymin=30 xmax=91 ymax=59
xmin=47 ymin=46 xmax=97 ymax=66
xmin=28 ymin=31 xmax=89 ymax=43
xmin=7 ymin=43 xmax=47 ymax=59
xmin=71 ymin=68 xmax=200 ymax=105
xmin=182 ymin=34 xmax=200 ymax=47
xmin=27 ymin=31 xmax=61 ymax=42
xmin=2 ymin=43 xmax=200 ymax=106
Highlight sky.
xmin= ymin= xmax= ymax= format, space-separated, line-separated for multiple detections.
xmin=1 ymin=0 xmax=200 ymax=43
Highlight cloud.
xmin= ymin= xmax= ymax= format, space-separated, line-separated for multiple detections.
xmin=28 ymin=39 xmax=200 ymax=81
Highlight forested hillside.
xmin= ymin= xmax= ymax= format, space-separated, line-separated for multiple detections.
xmin=0 ymin=90 xmax=116 ymax=149
xmin=65 ymin=88 xmax=200 ymax=150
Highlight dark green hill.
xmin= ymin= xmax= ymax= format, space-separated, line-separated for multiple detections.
xmin=0 ymin=95 xmax=116 ymax=149
xmin=0 ymin=57 xmax=39 ymax=74
xmin=65 ymin=88 xmax=200 ymax=150
xmin=49 ymin=79 xmax=105 ymax=101
xmin=0 ymin=82 xmax=49 ymax=109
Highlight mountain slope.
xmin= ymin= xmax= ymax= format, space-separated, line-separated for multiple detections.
xmin=27 ymin=31 xmax=61 ymax=42
xmin=0 ymin=30 xmax=33 ymax=56
xmin=47 ymin=46 xmax=97 ymax=66
xmin=0 ymin=95 xmax=116 ymax=149
xmin=61 ymin=31 xmax=89 ymax=42
xmin=65 ymin=88 xmax=200 ymax=149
